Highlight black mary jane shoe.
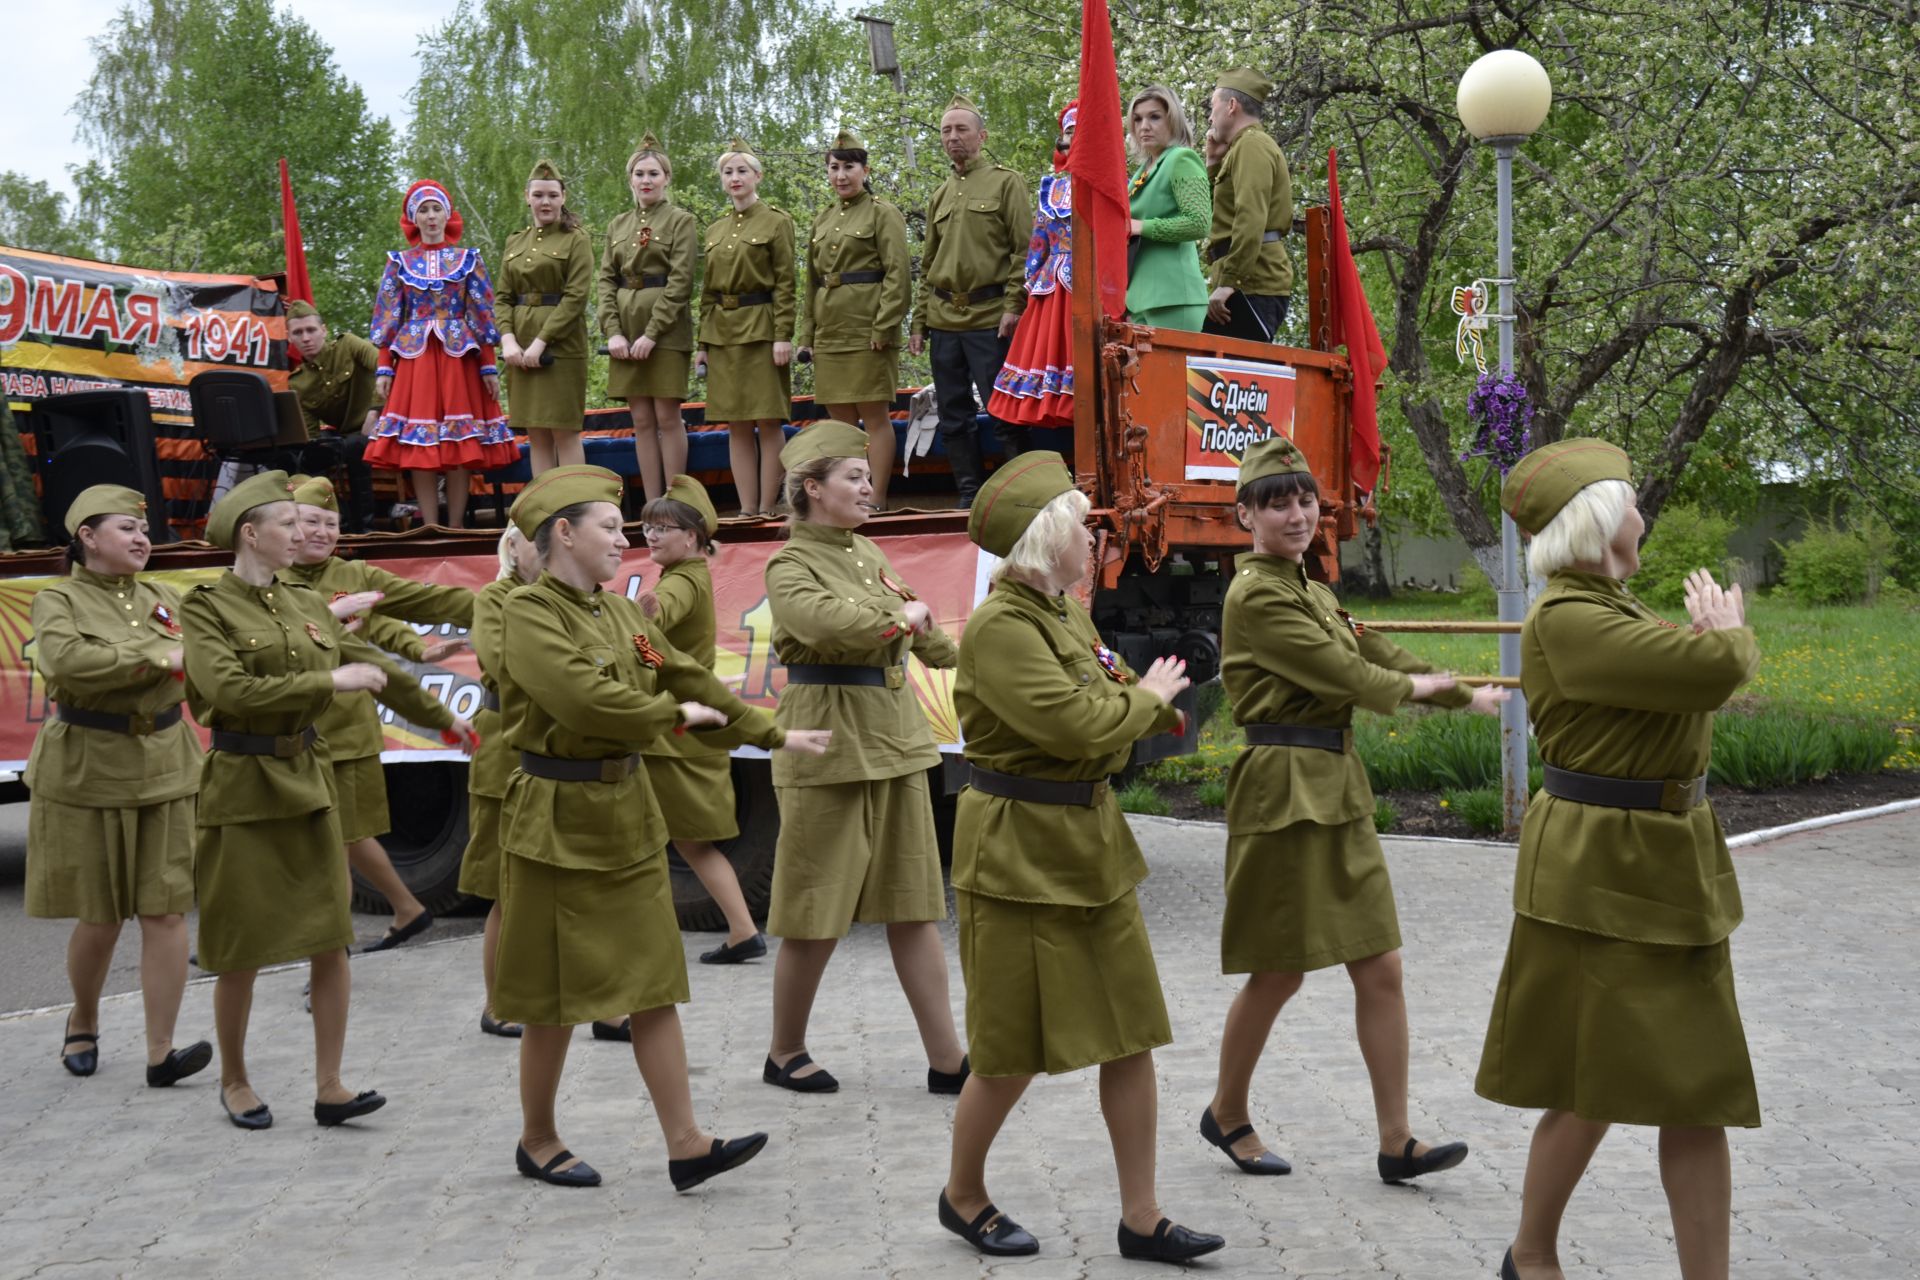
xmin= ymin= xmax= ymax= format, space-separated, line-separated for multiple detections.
xmin=1377 ymin=1137 xmax=1470 ymax=1184
xmin=362 ymin=910 xmax=435 ymax=954
xmin=1500 ymin=1248 xmax=1521 ymax=1280
xmin=146 ymin=1040 xmax=213 ymax=1088
xmin=314 ymin=1090 xmax=387 ymax=1127
xmin=479 ymin=1009 xmax=524 ymax=1039
xmin=590 ymin=1018 xmax=632 ymax=1043
xmin=1117 ymin=1218 xmax=1227 ymax=1264
xmin=516 ymin=1143 xmax=602 ymax=1188
xmin=937 ymin=1190 xmax=1039 ymax=1257
xmin=59 ymin=1017 xmax=99 ymax=1078
xmin=221 ymin=1087 xmax=273 ymax=1131
xmin=699 ymin=933 xmax=768 ymax=965
xmin=668 ymin=1132 xmax=769 ymax=1192
xmin=928 ymin=1054 xmax=970 ymax=1095
xmin=762 ymin=1052 xmax=839 ymax=1093
xmin=1199 ymin=1106 xmax=1291 ymax=1175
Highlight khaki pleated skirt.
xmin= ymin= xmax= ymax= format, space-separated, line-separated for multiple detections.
xmin=194 ymin=809 xmax=351 ymax=973
xmin=1476 ymin=914 xmax=1761 ymax=1128
xmin=1221 ymin=816 xmax=1402 ymax=974
xmin=703 ymin=342 xmax=792 ymax=423
xmin=506 ymin=356 xmax=588 ymax=430
xmin=492 ymin=848 xmax=690 ymax=1026
xmin=957 ymin=887 xmax=1172 ymax=1077
xmin=812 ymin=347 xmax=898 ymax=406
xmin=457 ymin=793 xmax=503 ymax=900
xmin=768 ymin=772 xmax=945 ymax=939
xmin=332 ymin=755 xmax=389 ymax=843
xmin=645 ymin=751 xmax=738 ymax=843
xmin=26 ymin=792 xmax=196 ymax=923
xmin=609 ymin=347 xmax=691 ymax=403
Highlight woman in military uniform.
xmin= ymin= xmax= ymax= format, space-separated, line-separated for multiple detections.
xmin=1202 ymin=436 xmax=1504 ymax=1181
xmin=939 ymin=453 xmax=1225 ymax=1263
xmin=1478 ymin=440 xmax=1760 ymax=1280
xmin=27 ymin=485 xmax=210 ymax=1086
xmin=492 ymin=465 xmax=829 ymax=1188
xmin=182 ymin=472 xmax=470 ymax=1131
xmin=286 ymin=475 xmax=476 ymax=951
xmin=760 ymin=422 xmax=967 ymax=1094
xmin=601 ymin=135 xmax=698 ymax=502
xmin=639 ymin=473 xmax=764 ymax=962
xmin=500 ymin=160 xmax=594 ymax=477
xmin=697 ymin=140 xmax=796 ymax=519
xmin=795 ymin=130 xmax=909 ymax=509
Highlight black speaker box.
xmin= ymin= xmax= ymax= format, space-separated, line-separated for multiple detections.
xmin=30 ymin=389 xmax=176 ymax=542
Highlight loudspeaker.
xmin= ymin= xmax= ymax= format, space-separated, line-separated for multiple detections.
xmin=188 ymin=370 xmax=308 ymax=452
xmin=30 ymin=389 xmax=176 ymax=542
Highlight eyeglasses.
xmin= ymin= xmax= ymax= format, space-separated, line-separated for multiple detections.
xmin=640 ymin=524 xmax=688 ymax=538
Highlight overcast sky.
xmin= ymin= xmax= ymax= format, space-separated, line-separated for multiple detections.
xmin=6 ymin=0 xmax=442 ymax=204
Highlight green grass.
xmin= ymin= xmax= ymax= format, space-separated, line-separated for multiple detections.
xmin=1115 ymin=779 xmax=1172 ymax=816
xmin=1441 ymin=787 xmax=1507 ymax=835
xmin=1372 ymin=797 xmax=1399 ymax=833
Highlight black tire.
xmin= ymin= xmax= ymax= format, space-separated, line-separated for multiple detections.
xmin=349 ymin=761 xmax=473 ymax=915
xmin=669 ymin=757 xmax=778 ymax=932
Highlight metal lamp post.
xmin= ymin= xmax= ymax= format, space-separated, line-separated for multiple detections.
xmin=1456 ymin=50 xmax=1552 ymax=832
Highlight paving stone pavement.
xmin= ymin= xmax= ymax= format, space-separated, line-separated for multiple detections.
xmin=2 ymin=810 xmax=1915 ymax=1279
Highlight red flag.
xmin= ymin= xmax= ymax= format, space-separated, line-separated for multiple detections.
xmin=1066 ymin=0 xmax=1129 ymax=318
xmin=279 ymin=158 xmax=313 ymax=305
xmin=1327 ymin=148 xmax=1387 ymax=491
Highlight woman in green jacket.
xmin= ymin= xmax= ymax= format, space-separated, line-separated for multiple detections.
xmin=499 ymin=160 xmax=595 ymax=476
xmin=1125 ymin=86 xmax=1210 ymax=332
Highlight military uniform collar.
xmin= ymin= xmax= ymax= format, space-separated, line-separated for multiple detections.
xmin=788 ymin=520 xmax=857 ymax=549
xmin=72 ymin=564 xmax=135 ymax=590
xmin=283 ymin=559 xmax=333 ymax=584
xmin=953 ymin=152 xmax=990 ymax=178
xmin=218 ymin=568 xmax=289 ymax=601
xmin=1237 ymin=552 xmax=1309 ymax=584
xmin=538 ymin=570 xmax=604 ymax=607
xmin=1551 ymin=568 xmax=1632 ymax=596
xmin=996 ymin=578 xmax=1069 ymax=616
xmin=837 ymin=190 xmax=871 ymax=211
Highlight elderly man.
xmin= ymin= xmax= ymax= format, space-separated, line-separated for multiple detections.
xmin=908 ymin=94 xmax=1033 ymax=508
xmin=286 ymin=301 xmax=381 ymax=532
xmin=1203 ymin=69 xmax=1293 ymax=344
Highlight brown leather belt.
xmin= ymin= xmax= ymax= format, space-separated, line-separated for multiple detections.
xmin=1244 ymin=723 xmax=1350 ymax=753
xmin=1207 ymin=229 xmax=1283 ymax=262
xmin=932 ymin=283 xmax=1006 ymax=305
xmin=1542 ymin=765 xmax=1707 ymax=813
xmin=622 ymin=274 xmax=669 ymax=289
xmin=713 ymin=290 xmax=773 ymax=309
xmin=56 ymin=704 xmax=184 ymax=736
xmin=968 ymin=765 xmax=1107 ymax=808
xmin=785 ymin=663 xmax=889 ymax=687
xmin=512 ymin=292 xmax=564 ymax=306
xmin=819 ymin=269 xmax=886 ymax=288
xmin=211 ymin=726 xmax=318 ymax=757
xmin=519 ymin=751 xmax=640 ymax=783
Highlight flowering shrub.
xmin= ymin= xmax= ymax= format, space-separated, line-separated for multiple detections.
xmin=1462 ymin=374 xmax=1534 ymax=474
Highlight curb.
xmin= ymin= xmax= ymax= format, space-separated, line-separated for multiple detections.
xmin=1726 ymin=796 xmax=1920 ymax=849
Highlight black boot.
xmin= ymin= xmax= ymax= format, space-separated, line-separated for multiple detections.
xmin=997 ymin=422 xmax=1032 ymax=458
xmin=944 ymin=431 xmax=987 ymax=509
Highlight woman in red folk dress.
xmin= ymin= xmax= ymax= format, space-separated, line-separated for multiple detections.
xmin=987 ymin=101 xmax=1077 ymax=431
xmin=365 ymin=180 xmax=520 ymax=529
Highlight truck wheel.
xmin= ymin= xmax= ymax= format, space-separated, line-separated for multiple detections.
xmin=350 ymin=761 xmax=472 ymax=915
xmin=669 ymin=757 xmax=779 ymax=932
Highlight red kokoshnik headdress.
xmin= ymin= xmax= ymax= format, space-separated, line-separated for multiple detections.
xmin=1053 ymin=99 xmax=1080 ymax=172
xmin=400 ymin=179 xmax=464 ymax=246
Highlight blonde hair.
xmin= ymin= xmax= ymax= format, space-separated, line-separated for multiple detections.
xmin=1527 ymin=479 xmax=1634 ymax=578
xmin=716 ymin=150 xmax=764 ymax=176
xmin=496 ymin=527 xmax=535 ymax=581
xmin=627 ymin=146 xmax=672 ymax=183
xmin=1126 ymin=85 xmax=1196 ymax=158
xmin=993 ymin=488 xmax=1091 ymax=585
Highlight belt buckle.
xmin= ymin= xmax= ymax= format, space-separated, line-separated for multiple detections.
xmin=273 ymin=733 xmax=303 ymax=758
xmin=599 ymin=757 xmax=628 ymax=783
xmin=885 ymin=666 xmax=905 ymax=690
xmin=1088 ymin=779 xmax=1109 ymax=807
xmin=128 ymin=711 xmax=156 ymax=735
xmin=720 ymin=293 xmax=740 ymax=309
xmin=823 ymin=271 xmax=842 ymax=288
xmin=1660 ymin=776 xmax=1700 ymax=812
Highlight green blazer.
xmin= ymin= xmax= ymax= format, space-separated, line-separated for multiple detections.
xmin=1126 ymin=146 xmax=1210 ymax=314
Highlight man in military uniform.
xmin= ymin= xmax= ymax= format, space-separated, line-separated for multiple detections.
xmin=1203 ymin=69 xmax=1293 ymax=343
xmin=287 ymin=301 xmax=381 ymax=533
xmin=908 ymin=95 xmax=1033 ymax=507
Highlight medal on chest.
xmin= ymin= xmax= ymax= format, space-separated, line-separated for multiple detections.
xmin=1091 ymin=641 xmax=1132 ymax=684
xmin=877 ymin=569 xmax=916 ymax=601
xmin=304 ymin=621 xmax=329 ymax=646
xmin=633 ymin=632 xmax=666 ymax=669
xmin=636 ymin=226 xmax=652 ymax=250
xmin=152 ymin=602 xmax=180 ymax=635
xmin=1335 ymin=608 xmax=1366 ymax=637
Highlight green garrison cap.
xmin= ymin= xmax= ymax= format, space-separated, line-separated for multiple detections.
xmin=636 ymin=132 xmax=663 ymax=153
xmin=206 ymin=470 xmax=296 ymax=550
xmin=509 ymin=464 xmax=625 ymax=539
xmin=62 ymin=483 xmax=148 ymax=537
xmin=289 ymin=473 xmax=337 ymax=512
xmin=778 ymin=420 xmax=869 ymax=470
xmin=663 ymin=473 xmax=718 ymax=536
xmin=1236 ymin=433 xmax=1311 ymax=486
xmin=1217 ymin=67 xmax=1274 ymax=102
xmin=285 ymin=300 xmax=319 ymax=320
xmin=944 ymin=94 xmax=981 ymax=118
xmin=721 ymin=136 xmax=756 ymax=158
xmin=830 ymin=128 xmax=868 ymax=153
xmin=1501 ymin=438 xmax=1633 ymax=535
xmin=969 ymin=451 xmax=1074 ymax=558
xmin=527 ymin=157 xmax=564 ymax=184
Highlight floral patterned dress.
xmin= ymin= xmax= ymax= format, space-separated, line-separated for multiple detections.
xmin=987 ymin=172 xmax=1074 ymax=428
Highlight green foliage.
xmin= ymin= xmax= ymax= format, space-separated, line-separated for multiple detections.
xmin=0 ymin=173 xmax=95 ymax=257
xmin=1707 ymin=708 xmax=1898 ymax=789
xmin=1441 ymin=788 xmax=1506 ymax=836
xmin=1196 ymin=778 xmax=1228 ymax=809
xmin=1372 ymin=797 xmax=1398 ymax=833
xmin=1636 ymin=505 xmax=1735 ymax=608
xmin=1115 ymin=779 xmax=1171 ymax=816
xmin=1452 ymin=559 xmax=1496 ymax=615
xmin=1777 ymin=516 xmax=1873 ymax=606
xmin=1356 ymin=709 xmax=1520 ymax=793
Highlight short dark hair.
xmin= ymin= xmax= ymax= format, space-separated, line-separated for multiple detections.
xmin=533 ymin=501 xmax=598 ymax=558
xmin=639 ymin=496 xmax=715 ymax=555
xmin=1219 ymin=87 xmax=1265 ymax=119
xmin=1235 ymin=469 xmax=1320 ymax=515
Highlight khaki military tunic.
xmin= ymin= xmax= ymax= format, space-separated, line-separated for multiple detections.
xmin=1220 ymin=553 xmax=1469 ymax=973
xmin=499 ymin=224 xmax=594 ymax=430
xmin=288 ymin=333 xmax=380 ymax=436
xmin=25 ymin=567 xmax=200 ymax=922
xmin=1206 ymin=128 xmax=1294 ymax=297
xmin=912 ymin=154 xmax=1032 ymax=336
xmin=599 ymin=202 xmax=698 ymax=402
xmin=952 ymin=581 xmax=1182 ymax=1075
xmin=639 ymin=558 xmax=738 ymax=842
xmin=764 ymin=521 xmax=956 ymax=938
xmin=492 ymin=573 xmax=783 ymax=1025
xmin=457 ymin=574 xmax=518 ymax=899
xmin=802 ymin=192 xmax=909 ymax=405
xmin=1476 ymin=570 xmax=1761 ymax=1127
xmin=699 ymin=201 xmax=797 ymax=423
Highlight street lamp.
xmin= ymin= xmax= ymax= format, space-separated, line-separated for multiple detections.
xmin=854 ymin=14 xmax=915 ymax=170
xmin=1456 ymin=48 xmax=1551 ymax=833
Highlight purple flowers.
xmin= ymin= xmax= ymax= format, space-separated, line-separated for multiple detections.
xmin=1461 ymin=374 xmax=1533 ymax=474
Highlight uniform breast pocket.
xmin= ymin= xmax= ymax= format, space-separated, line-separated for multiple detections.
xmin=1059 ymin=653 xmax=1100 ymax=691
xmin=967 ymin=200 xmax=1002 ymax=216
xmin=229 ymin=630 xmax=284 ymax=671
xmin=580 ymin=644 xmax=617 ymax=677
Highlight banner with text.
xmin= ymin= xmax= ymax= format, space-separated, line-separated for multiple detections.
xmin=1183 ymin=355 xmax=1297 ymax=481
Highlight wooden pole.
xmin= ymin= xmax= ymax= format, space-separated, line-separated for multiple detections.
xmin=1358 ymin=620 xmax=1522 ymax=634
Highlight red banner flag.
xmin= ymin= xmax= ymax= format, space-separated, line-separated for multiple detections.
xmin=1067 ymin=0 xmax=1129 ymax=318
xmin=1327 ymin=148 xmax=1386 ymax=491
xmin=279 ymin=158 xmax=313 ymax=306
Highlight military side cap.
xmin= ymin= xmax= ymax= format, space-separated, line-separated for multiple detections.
xmin=663 ymin=474 xmax=719 ymax=535
xmin=63 ymin=484 xmax=149 ymax=537
xmin=290 ymin=473 xmax=338 ymax=512
xmin=722 ymin=136 xmax=756 ymax=157
xmin=206 ymin=470 xmax=296 ymax=550
xmin=944 ymin=94 xmax=981 ymax=117
xmin=778 ymin=420 xmax=869 ymax=470
xmin=969 ymin=451 xmax=1074 ymax=558
xmin=285 ymin=300 xmax=319 ymax=320
xmin=1217 ymin=67 xmax=1274 ymax=101
xmin=636 ymin=131 xmax=663 ymax=153
xmin=831 ymin=128 xmax=867 ymax=153
xmin=1237 ymin=434 xmax=1311 ymax=486
xmin=528 ymin=157 xmax=564 ymax=184
xmin=508 ymin=464 xmax=625 ymax=539
xmin=1501 ymin=438 xmax=1632 ymax=535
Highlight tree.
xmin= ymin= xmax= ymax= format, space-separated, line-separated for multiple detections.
xmin=0 ymin=173 xmax=96 ymax=258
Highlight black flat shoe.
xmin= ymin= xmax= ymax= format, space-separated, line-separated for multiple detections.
xmin=937 ymin=1190 xmax=1039 ymax=1257
xmin=480 ymin=1009 xmax=524 ymax=1039
xmin=928 ymin=1054 xmax=970 ymax=1095
xmin=668 ymin=1132 xmax=768 ymax=1191
xmin=516 ymin=1143 xmax=602 ymax=1188
xmin=699 ymin=933 xmax=768 ymax=965
xmin=1117 ymin=1218 xmax=1226 ymax=1263
xmin=221 ymin=1087 xmax=272 ymax=1131
xmin=146 ymin=1040 xmax=212 ymax=1087
xmin=1199 ymin=1106 xmax=1291 ymax=1175
xmin=1378 ymin=1137 xmax=1470 ymax=1183
xmin=1500 ymin=1247 xmax=1521 ymax=1280
xmin=362 ymin=910 xmax=435 ymax=953
xmin=314 ymin=1090 xmax=386 ymax=1127
xmin=762 ymin=1052 xmax=838 ymax=1093
xmin=590 ymin=1018 xmax=632 ymax=1043
xmin=59 ymin=1016 xmax=99 ymax=1078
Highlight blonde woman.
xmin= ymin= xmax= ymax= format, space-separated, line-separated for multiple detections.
xmin=1125 ymin=86 xmax=1210 ymax=332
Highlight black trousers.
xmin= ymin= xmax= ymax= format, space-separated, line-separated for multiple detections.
xmin=1202 ymin=292 xmax=1290 ymax=344
xmin=301 ymin=432 xmax=377 ymax=532
xmin=929 ymin=326 xmax=1026 ymax=503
